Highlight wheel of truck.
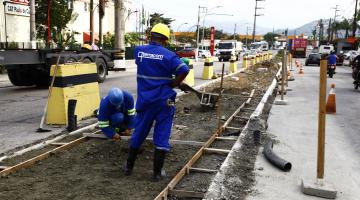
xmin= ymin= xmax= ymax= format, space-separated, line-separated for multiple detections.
xmin=7 ymin=68 xmax=35 ymax=86
xmin=95 ymin=58 xmax=107 ymax=83
xmin=34 ymin=69 xmax=50 ymax=87
xmin=65 ymin=57 xmax=77 ymax=63
xmin=82 ymin=58 xmax=92 ymax=63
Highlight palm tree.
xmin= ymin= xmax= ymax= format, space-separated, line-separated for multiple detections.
xmin=339 ymin=18 xmax=352 ymax=38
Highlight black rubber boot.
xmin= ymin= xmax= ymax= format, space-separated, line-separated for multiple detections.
xmin=123 ymin=147 xmax=139 ymax=176
xmin=152 ymin=148 xmax=167 ymax=182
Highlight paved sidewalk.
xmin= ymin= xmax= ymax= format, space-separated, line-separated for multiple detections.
xmin=247 ymin=65 xmax=360 ymax=200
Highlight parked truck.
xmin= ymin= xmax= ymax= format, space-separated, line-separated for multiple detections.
xmin=288 ymin=38 xmax=307 ymax=58
xmin=0 ymin=47 xmax=122 ymax=87
xmin=217 ymin=40 xmax=243 ymax=61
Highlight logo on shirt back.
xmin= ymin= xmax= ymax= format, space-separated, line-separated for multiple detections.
xmin=138 ymin=51 xmax=164 ymax=62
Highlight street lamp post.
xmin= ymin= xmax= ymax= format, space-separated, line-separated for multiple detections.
xmin=176 ymin=22 xmax=188 ymax=45
xmin=3 ymin=1 xmax=8 ymax=47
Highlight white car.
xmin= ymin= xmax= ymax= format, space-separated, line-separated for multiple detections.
xmin=348 ymin=50 xmax=359 ymax=63
xmin=198 ymin=49 xmax=211 ymax=58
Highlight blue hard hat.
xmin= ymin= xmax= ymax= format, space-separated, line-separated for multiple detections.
xmin=108 ymin=88 xmax=124 ymax=108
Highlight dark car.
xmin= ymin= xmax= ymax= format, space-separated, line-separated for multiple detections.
xmin=176 ymin=48 xmax=196 ymax=58
xmin=336 ymin=53 xmax=344 ymax=66
xmin=305 ymin=53 xmax=321 ymax=66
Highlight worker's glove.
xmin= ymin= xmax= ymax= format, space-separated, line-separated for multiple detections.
xmin=112 ymin=133 xmax=121 ymax=142
xmin=123 ymin=129 xmax=132 ymax=136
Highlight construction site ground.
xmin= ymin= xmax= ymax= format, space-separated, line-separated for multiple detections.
xmin=0 ymin=59 xmax=280 ymax=200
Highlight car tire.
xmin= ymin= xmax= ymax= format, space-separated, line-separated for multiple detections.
xmin=95 ymin=58 xmax=107 ymax=83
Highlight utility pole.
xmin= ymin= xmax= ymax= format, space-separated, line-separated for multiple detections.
xmin=99 ymin=0 xmax=105 ymax=47
xmin=331 ymin=5 xmax=340 ymax=41
xmin=246 ymin=26 xmax=250 ymax=48
xmin=327 ymin=18 xmax=332 ymax=42
xmin=353 ymin=0 xmax=359 ymax=37
xmin=114 ymin=0 xmax=125 ymax=69
xmin=196 ymin=5 xmax=203 ymax=61
xmin=252 ymin=0 xmax=265 ymax=42
xmin=30 ymin=0 xmax=36 ymax=48
xmin=90 ymin=0 xmax=94 ymax=43
xmin=233 ymin=23 xmax=237 ymax=40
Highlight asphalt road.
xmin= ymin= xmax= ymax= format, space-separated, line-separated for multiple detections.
xmin=0 ymin=58 xmax=234 ymax=155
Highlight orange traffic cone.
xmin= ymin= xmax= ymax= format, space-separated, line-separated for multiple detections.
xmin=295 ymin=60 xmax=300 ymax=68
xmin=326 ymin=84 xmax=336 ymax=114
xmin=299 ymin=64 xmax=304 ymax=74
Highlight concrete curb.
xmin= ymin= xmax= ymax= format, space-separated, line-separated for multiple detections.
xmin=205 ymin=75 xmax=278 ymax=199
xmin=0 ymin=123 xmax=98 ymax=162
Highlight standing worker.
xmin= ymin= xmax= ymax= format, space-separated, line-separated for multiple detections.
xmin=123 ymin=23 xmax=189 ymax=181
xmin=98 ymin=88 xmax=136 ymax=141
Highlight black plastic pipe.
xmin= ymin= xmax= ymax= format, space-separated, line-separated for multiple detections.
xmin=67 ymin=99 xmax=77 ymax=132
xmin=263 ymin=141 xmax=292 ymax=171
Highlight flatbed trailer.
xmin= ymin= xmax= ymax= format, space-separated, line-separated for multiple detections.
xmin=0 ymin=48 xmax=122 ymax=87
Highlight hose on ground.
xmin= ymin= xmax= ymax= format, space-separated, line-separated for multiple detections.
xmin=263 ymin=140 xmax=292 ymax=172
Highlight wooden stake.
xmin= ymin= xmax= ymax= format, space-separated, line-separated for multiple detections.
xmin=217 ymin=63 xmax=225 ymax=132
xmin=317 ymin=58 xmax=327 ymax=179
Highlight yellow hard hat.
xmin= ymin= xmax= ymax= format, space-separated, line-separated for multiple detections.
xmin=82 ymin=44 xmax=92 ymax=51
xmin=151 ymin=23 xmax=170 ymax=40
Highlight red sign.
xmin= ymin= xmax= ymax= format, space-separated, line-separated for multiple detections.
xmin=210 ymin=26 xmax=215 ymax=56
xmin=11 ymin=0 xmax=29 ymax=5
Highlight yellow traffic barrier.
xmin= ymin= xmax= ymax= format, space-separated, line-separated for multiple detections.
xmin=242 ymin=56 xmax=248 ymax=70
xmin=250 ymin=56 xmax=256 ymax=66
xmin=264 ymin=53 xmax=269 ymax=61
xmin=202 ymin=57 xmax=214 ymax=80
xmin=229 ymin=56 xmax=237 ymax=73
xmin=184 ymin=59 xmax=195 ymax=86
xmin=46 ymin=63 xmax=100 ymax=125
xmin=256 ymin=54 xmax=260 ymax=63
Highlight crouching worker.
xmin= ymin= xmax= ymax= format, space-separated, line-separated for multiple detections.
xmin=98 ymin=88 xmax=136 ymax=141
xmin=123 ymin=23 xmax=189 ymax=181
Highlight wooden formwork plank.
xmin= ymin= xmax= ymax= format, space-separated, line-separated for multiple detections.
xmin=204 ymin=148 xmax=231 ymax=155
xmin=225 ymin=126 xmax=241 ymax=131
xmin=0 ymin=136 xmax=88 ymax=177
xmin=189 ymin=167 xmax=218 ymax=173
xmin=169 ymin=189 xmax=205 ymax=199
xmin=246 ymin=89 xmax=256 ymax=104
xmin=50 ymin=142 xmax=68 ymax=146
xmin=216 ymin=137 xmax=238 ymax=141
xmin=84 ymin=133 xmax=205 ymax=147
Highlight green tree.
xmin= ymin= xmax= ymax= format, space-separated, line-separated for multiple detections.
xmin=263 ymin=32 xmax=280 ymax=45
xmin=125 ymin=32 xmax=140 ymax=46
xmin=146 ymin=13 xmax=174 ymax=37
xmin=35 ymin=0 xmax=74 ymax=43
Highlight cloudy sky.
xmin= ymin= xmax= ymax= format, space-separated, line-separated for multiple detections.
xmin=130 ymin=0 xmax=356 ymax=33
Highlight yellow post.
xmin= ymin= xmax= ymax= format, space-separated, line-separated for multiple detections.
xmin=202 ymin=57 xmax=214 ymax=80
xmin=250 ymin=56 xmax=256 ymax=66
xmin=242 ymin=56 xmax=248 ymax=70
xmin=183 ymin=59 xmax=195 ymax=86
xmin=229 ymin=56 xmax=237 ymax=73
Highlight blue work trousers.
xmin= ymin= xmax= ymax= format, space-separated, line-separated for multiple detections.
xmin=130 ymin=101 xmax=175 ymax=151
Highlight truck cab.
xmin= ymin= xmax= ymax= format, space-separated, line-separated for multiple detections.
xmin=217 ymin=40 xmax=242 ymax=62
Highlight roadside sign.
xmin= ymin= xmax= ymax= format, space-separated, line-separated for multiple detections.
xmin=5 ymin=2 xmax=30 ymax=17
xmin=210 ymin=27 xmax=215 ymax=56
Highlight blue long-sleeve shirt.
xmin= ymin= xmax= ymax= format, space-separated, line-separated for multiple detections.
xmin=134 ymin=42 xmax=189 ymax=111
xmin=97 ymin=90 xmax=136 ymax=138
xmin=328 ymin=54 xmax=337 ymax=65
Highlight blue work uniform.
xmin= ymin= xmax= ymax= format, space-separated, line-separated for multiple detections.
xmin=97 ymin=90 xmax=136 ymax=138
xmin=328 ymin=54 xmax=337 ymax=65
xmin=131 ymin=42 xmax=189 ymax=151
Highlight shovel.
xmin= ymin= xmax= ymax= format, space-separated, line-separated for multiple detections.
xmin=179 ymin=83 xmax=219 ymax=108
xmin=36 ymin=53 xmax=62 ymax=132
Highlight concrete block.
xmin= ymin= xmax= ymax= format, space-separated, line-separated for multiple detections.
xmin=274 ymin=99 xmax=288 ymax=105
xmin=301 ymin=178 xmax=337 ymax=199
